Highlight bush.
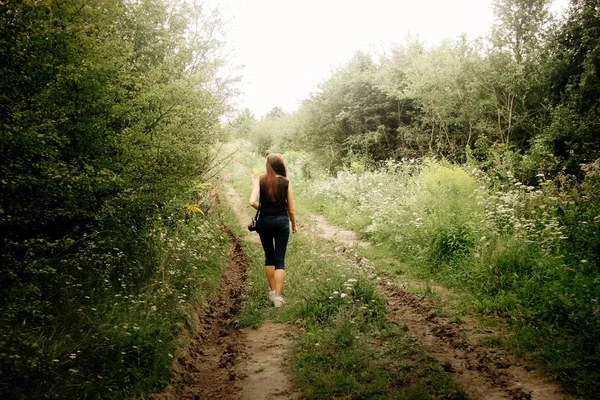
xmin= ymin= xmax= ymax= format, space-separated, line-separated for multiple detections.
xmin=0 ymin=1 xmax=231 ymax=397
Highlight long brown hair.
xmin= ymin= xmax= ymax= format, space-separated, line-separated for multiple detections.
xmin=261 ymin=153 xmax=287 ymax=202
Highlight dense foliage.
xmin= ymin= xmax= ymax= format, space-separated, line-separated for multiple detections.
xmin=0 ymin=0 xmax=232 ymax=397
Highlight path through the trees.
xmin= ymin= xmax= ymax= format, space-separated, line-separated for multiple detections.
xmin=161 ymin=165 xmax=571 ymax=400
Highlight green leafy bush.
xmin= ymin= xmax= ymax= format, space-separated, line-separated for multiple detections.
xmin=0 ymin=0 xmax=232 ymax=397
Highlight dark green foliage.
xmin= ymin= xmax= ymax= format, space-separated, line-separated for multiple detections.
xmin=298 ymin=51 xmax=400 ymax=168
xmin=0 ymin=0 xmax=231 ymax=397
xmin=542 ymin=0 xmax=600 ymax=176
xmin=287 ymin=1 xmax=599 ymax=175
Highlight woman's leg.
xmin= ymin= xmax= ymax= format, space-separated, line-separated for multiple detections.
xmin=273 ymin=217 xmax=290 ymax=297
xmin=265 ymin=265 xmax=275 ymax=291
xmin=258 ymin=219 xmax=276 ymax=292
xmin=274 ymin=269 xmax=285 ymax=296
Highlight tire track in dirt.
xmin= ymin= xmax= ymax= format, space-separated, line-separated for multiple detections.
xmin=378 ymin=274 xmax=572 ymax=400
xmin=159 ymin=215 xmax=250 ymax=399
xmin=159 ymin=175 xmax=298 ymax=399
xmin=304 ymin=210 xmax=572 ymax=400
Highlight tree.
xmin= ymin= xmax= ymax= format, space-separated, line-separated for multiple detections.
xmin=297 ymin=51 xmax=399 ymax=167
xmin=491 ymin=0 xmax=551 ymax=64
xmin=542 ymin=0 xmax=600 ymax=175
xmin=483 ymin=0 xmax=552 ymax=148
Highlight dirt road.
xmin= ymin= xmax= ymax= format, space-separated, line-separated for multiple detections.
xmin=161 ymin=166 xmax=571 ymax=399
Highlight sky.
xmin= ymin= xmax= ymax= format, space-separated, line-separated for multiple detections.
xmin=205 ymin=0 xmax=570 ymax=118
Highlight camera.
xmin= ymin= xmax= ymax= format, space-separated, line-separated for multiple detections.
xmin=248 ymin=219 xmax=257 ymax=231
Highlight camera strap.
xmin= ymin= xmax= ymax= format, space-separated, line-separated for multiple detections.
xmin=254 ymin=198 xmax=261 ymax=221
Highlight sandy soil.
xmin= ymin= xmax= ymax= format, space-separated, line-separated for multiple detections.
xmin=308 ymin=214 xmax=371 ymax=248
xmin=237 ymin=322 xmax=298 ymax=400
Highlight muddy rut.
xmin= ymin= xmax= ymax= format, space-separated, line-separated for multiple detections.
xmin=378 ymin=275 xmax=571 ymax=400
xmin=159 ymin=225 xmax=250 ymax=399
xmin=160 ymin=184 xmax=297 ymax=399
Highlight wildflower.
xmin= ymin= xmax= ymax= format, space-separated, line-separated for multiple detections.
xmin=53 ymin=359 xmax=59 ymax=362
xmin=70 ymin=354 xmax=77 ymax=359
xmin=340 ymin=293 xmax=348 ymax=298
xmin=98 ymin=375 xmax=103 ymax=379
xmin=581 ymin=260 xmax=588 ymax=263
xmin=333 ymin=291 xmax=339 ymax=295
xmin=168 ymin=353 xmax=173 ymax=358
xmin=186 ymin=204 xmax=205 ymax=215
xmin=347 ymin=279 xmax=357 ymax=283
xmin=151 ymin=305 xmax=157 ymax=311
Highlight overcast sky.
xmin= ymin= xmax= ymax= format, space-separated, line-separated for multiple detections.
xmin=206 ymin=0 xmax=570 ymax=118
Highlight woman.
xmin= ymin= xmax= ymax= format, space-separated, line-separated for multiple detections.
xmin=249 ymin=153 xmax=297 ymax=307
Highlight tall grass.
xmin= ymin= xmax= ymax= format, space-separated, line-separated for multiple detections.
xmin=285 ymin=152 xmax=600 ymax=398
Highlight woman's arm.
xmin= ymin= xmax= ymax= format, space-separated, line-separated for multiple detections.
xmin=249 ymin=176 xmax=260 ymax=210
xmin=287 ymin=180 xmax=297 ymax=234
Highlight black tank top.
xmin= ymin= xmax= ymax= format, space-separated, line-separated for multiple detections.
xmin=259 ymin=177 xmax=289 ymax=216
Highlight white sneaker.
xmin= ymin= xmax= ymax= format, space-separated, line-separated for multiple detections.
xmin=268 ymin=290 xmax=276 ymax=302
xmin=273 ymin=296 xmax=285 ymax=308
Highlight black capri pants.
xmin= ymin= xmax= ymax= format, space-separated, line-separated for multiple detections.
xmin=257 ymin=214 xmax=290 ymax=270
